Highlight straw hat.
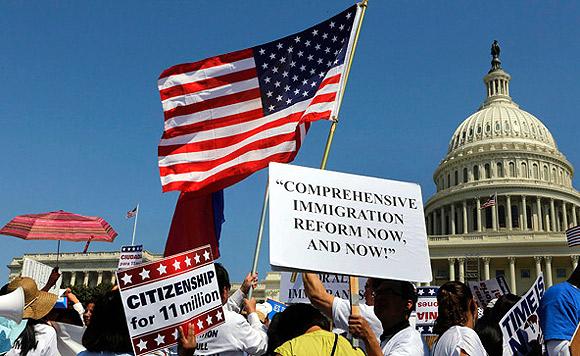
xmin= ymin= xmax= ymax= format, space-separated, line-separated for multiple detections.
xmin=7 ymin=277 xmax=57 ymax=320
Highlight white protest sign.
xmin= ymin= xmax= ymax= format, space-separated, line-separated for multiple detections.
xmin=269 ymin=163 xmax=432 ymax=281
xmin=21 ymin=258 xmax=62 ymax=294
xmin=415 ymin=286 xmax=438 ymax=335
xmin=499 ymin=273 xmax=545 ymax=355
xmin=279 ymin=272 xmax=368 ymax=304
xmin=468 ymin=275 xmax=510 ymax=308
xmin=116 ymin=245 xmax=223 ymax=356
xmin=118 ymin=245 xmax=143 ymax=270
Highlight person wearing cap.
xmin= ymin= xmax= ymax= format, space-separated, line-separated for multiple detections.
xmin=5 ymin=277 xmax=58 ymax=356
xmin=348 ymin=279 xmax=424 ymax=356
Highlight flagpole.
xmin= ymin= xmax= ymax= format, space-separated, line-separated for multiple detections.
xmin=131 ymin=204 xmax=139 ymax=246
xmin=290 ymin=0 xmax=369 ymax=285
xmin=249 ymin=0 xmax=370 ymax=297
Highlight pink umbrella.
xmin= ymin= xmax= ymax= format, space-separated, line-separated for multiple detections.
xmin=0 ymin=210 xmax=118 ymax=262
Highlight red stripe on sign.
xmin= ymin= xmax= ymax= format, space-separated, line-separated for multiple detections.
xmin=163 ymin=88 xmax=261 ymax=121
xmin=162 ymin=108 xmax=264 ymax=140
xmin=159 ymin=132 xmax=299 ymax=175
xmin=158 ymin=49 xmax=254 ymax=80
xmin=158 ymin=114 xmax=301 ymax=156
xmin=159 ymin=68 xmax=258 ymax=101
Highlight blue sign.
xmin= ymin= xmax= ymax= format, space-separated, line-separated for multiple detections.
xmin=265 ymin=298 xmax=287 ymax=320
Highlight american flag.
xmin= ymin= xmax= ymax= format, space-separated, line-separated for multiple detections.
xmin=480 ymin=193 xmax=497 ymax=209
xmin=566 ymin=225 xmax=580 ymax=247
xmin=126 ymin=206 xmax=137 ymax=219
xmin=157 ymin=4 xmax=360 ymax=193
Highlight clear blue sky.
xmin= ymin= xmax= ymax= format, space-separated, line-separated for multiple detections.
xmin=1 ymin=1 xmax=579 ymax=283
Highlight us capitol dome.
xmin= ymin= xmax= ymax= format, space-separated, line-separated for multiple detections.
xmin=424 ymin=42 xmax=580 ymax=293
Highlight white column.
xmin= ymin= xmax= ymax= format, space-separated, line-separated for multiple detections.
xmin=534 ymin=256 xmax=542 ymax=279
xmin=536 ymin=197 xmax=543 ymax=231
xmin=448 ymin=258 xmax=456 ymax=281
xmin=571 ymin=256 xmax=578 ymax=270
xmin=451 ymin=204 xmax=456 ymax=235
xmin=508 ymin=257 xmax=517 ymax=294
xmin=483 ymin=257 xmax=491 ymax=280
xmin=70 ymin=272 xmax=76 ymax=287
xmin=440 ymin=207 xmax=445 ymax=235
xmin=97 ymin=271 xmax=103 ymax=285
xmin=550 ymin=199 xmax=557 ymax=232
xmin=458 ymin=258 xmax=465 ymax=283
xmin=110 ymin=272 xmax=116 ymax=285
xmin=545 ymin=256 xmax=553 ymax=288
xmin=507 ymin=195 xmax=512 ymax=230
xmin=522 ymin=196 xmax=528 ymax=231
xmin=563 ymin=201 xmax=568 ymax=230
xmin=573 ymin=205 xmax=578 ymax=226
xmin=463 ymin=201 xmax=468 ymax=234
xmin=83 ymin=272 xmax=89 ymax=286
xmin=545 ymin=205 xmax=551 ymax=232
xmin=477 ymin=199 xmax=482 ymax=232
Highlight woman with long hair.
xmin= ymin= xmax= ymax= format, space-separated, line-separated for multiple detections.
xmin=432 ymin=281 xmax=486 ymax=356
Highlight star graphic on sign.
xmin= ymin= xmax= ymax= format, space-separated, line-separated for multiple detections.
xmin=137 ymin=339 xmax=148 ymax=351
xmin=206 ymin=315 xmax=213 ymax=325
xmin=172 ymin=328 xmax=179 ymax=340
xmin=216 ymin=311 xmax=223 ymax=321
xmin=173 ymin=260 xmax=181 ymax=270
xmin=139 ymin=268 xmax=150 ymax=280
xmin=428 ymin=289 xmax=436 ymax=295
xmin=418 ymin=326 xmax=424 ymax=333
xmin=121 ymin=273 xmax=132 ymax=285
xmin=194 ymin=253 xmax=201 ymax=264
xmin=197 ymin=320 xmax=204 ymax=330
xmin=203 ymin=250 xmax=210 ymax=261
xmin=184 ymin=256 xmax=192 ymax=267
xmin=154 ymin=333 xmax=165 ymax=346
xmin=157 ymin=264 xmax=167 ymax=275
xmin=428 ymin=326 xmax=434 ymax=332
xmin=417 ymin=289 xmax=424 ymax=295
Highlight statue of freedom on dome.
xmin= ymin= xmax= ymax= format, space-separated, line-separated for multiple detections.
xmin=490 ymin=40 xmax=502 ymax=72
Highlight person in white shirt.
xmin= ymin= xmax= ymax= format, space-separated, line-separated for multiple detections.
xmin=348 ymin=279 xmax=424 ymax=356
xmin=431 ymin=281 xmax=487 ymax=356
xmin=193 ymin=263 xmax=267 ymax=356
xmin=302 ymin=273 xmax=382 ymax=342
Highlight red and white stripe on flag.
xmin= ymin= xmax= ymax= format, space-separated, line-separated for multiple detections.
xmin=566 ymin=225 xmax=580 ymax=247
xmin=157 ymin=4 xmax=360 ymax=193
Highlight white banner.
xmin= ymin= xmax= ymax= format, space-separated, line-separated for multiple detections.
xmin=468 ymin=275 xmax=510 ymax=308
xmin=269 ymin=163 xmax=432 ymax=281
xmin=21 ymin=258 xmax=62 ymax=294
xmin=279 ymin=272 xmax=367 ymax=304
xmin=116 ymin=245 xmax=223 ymax=356
xmin=499 ymin=274 xmax=544 ymax=355
xmin=118 ymin=245 xmax=143 ymax=270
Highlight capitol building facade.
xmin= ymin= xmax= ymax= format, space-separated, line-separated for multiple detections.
xmin=424 ymin=50 xmax=580 ymax=293
xmin=6 ymin=46 xmax=580 ymax=298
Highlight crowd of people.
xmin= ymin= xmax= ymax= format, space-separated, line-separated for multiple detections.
xmin=0 ymin=262 xmax=578 ymax=355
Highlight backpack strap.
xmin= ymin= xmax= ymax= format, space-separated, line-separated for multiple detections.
xmin=330 ymin=333 xmax=339 ymax=356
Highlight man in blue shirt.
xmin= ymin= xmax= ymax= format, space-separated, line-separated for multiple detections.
xmin=539 ymin=264 xmax=580 ymax=356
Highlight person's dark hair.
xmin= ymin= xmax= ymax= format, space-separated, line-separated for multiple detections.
xmin=372 ymin=279 xmax=418 ymax=314
xmin=214 ymin=263 xmax=231 ymax=292
xmin=82 ymin=290 xmax=133 ymax=353
xmin=275 ymin=303 xmax=330 ymax=347
xmin=475 ymin=294 xmax=520 ymax=356
xmin=266 ymin=312 xmax=284 ymax=355
xmin=433 ymin=281 xmax=474 ymax=335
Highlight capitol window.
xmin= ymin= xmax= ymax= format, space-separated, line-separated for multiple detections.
xmin=463 ymin=168 xmax=468 ymax=182
xmin=497 ymin=162 xmax=503 ymax=178
xmin=521 ymin=162 xmax=528 ymax=178
xmin=484 ymin=164 xmax=491 ymax=179
xmin=509 ymin=162 xmax=516 ymax=177
xmin=532 ymin=164 xmax=539 ymax=179
xmin=473 ymin=165 xmax=480 ymax=180
xmin=543 ymin=165 xmax=549 ymax=181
